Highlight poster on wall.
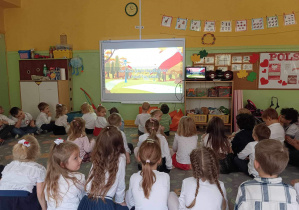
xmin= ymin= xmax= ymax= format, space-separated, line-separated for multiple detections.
xmin=259 ymin=52 xmax=299 ymax=89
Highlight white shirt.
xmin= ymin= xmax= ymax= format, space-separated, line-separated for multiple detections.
xmin=94 ymin=116 xmax=108 ymax=128
xmin=138 ymin=133 xmax=172 ymax=169
xmin=45 ymin=173 xmax=85 ymax=210
xmin=0 ymin=114 xmax=15 ymax=131
xmin=237 ymin=141 xmax=259 ymax=177
xmin=172 ymin=134 xmax=198 ymax=164
xmin=36 ymin=112 xmax=51 ymax=129
xmin=86 ymin=154 xmax=126 ymax=203
xmin=55 ymin=115 xmax=70 ymax=133
xmin=11 ymin=112 xmax=33 ymax=127
xmin=82 ymin=113 xmax=97 ymax=129
xmin=268 ymin=123 xmax=285 ymax=143
xmin=0 ymin=160 xmax=46 ymax=193
xmin=135 ymin=113 xmax=150 ymax=133
xmin=125 ymin=170 xmax=170 ymax=210
xmin=120 ymin=130 xmax=131 ymax=154
xmin=285 ymin=124 xmax=299 ymax=139
xmin=67 ymin=136 xmax=96 ymax=159
xmin=179 ymin=177 xmax=228 ymax=210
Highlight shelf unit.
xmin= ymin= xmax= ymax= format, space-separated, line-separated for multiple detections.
xmin=184 ymin=81 xmax=234 ymax=132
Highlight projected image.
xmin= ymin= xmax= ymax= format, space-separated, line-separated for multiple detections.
xmin=103 ymin=47 xmax=183 ymax=94
xmin=186 ymin=67 xmax=206 ymax=79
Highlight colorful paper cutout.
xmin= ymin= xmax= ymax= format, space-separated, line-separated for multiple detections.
xmin=235 ymin=20 xmax=247 ymax=32
xmin=252 ymin=18 xmax=264 ymax=30
xmin=260 ymin=77 xmax=269 ymax=85
xmin=247 ymin=72 xmax=257 ymax=82
xmin=249 ymin=53 xmax=259 ymax=63
xmin=190 ymin=20 xmax=201 ymax=31
xmin=220 ymin=21 xmax=232 ymax=32
xmin=237 ymin=70 xmax=248 ymax=78
xmin=204 ymin=21 xmax=216 ymax=32
xmin=191 ymin=54 xmax=201 ymax=62
xmin=267 ymin=16 xmax=279 ymax=28
xmin=199 ymin=50 xmax=208 ymax=58
xmin=260 ymin=59 xmax=269 ymax=67
xmin=284 ymin=13 xmax=296 ymax=26
xmin=161 ymin=16 xmax=173 ymax=27
xmin=175 ymin=18 xmax=187 ymax=30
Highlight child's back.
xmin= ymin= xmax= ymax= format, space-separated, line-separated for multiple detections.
xmin=262 ymin=108 xmax=285 ymax=143
xmin=135 ymin=113 xmax=150 ymax=133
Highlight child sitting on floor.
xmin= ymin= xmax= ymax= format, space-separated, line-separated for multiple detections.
xmin=10 ymin=107 xmax=38 ymax=138
xmin=160 ymin=104 xmax=172 ymax=136
xmin=81 ymin=102 xmax=96 ymax=135
xmin=234 ymin=123 xmax=271 ymax=177
xmin=36 ymin=102 xmax=53 ymax=133
xmin=67 ymin=118 xmax=95 ymax=162
xmin=235 ymin=139 xmax=298 ymax=209
xmin=135 ymin=102 xmax=150 ymax=136
xmin=262 ymin=108 xmax=285 ymax=143
xmin=171 ymin=116 xmax=198 ymax=170
xmin=93 ymin=105 xmax=108 ymax=136
xmin=109 ymin=107 xmax=125 ymax=131
xmin=0 ymin=106 xmax=15 ymax=144
xmin=280 ymin=108 xmax=299 ymax=140
xmin=0 ymin=135 xmax=46 ymax=210
xmin=53 ymin=104 xmax=70 ymax=135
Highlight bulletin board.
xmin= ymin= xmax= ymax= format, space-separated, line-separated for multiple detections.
xmin=193 ymin=53 xmax=259 ymax=90
xmin=259 ymin=52 xmax=299 ymax=89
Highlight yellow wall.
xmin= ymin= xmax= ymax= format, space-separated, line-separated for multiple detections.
xmin=4 ymin=0 xmax=299 ymax=51
xmin=0 ymin=6 xmax=4 ymax=33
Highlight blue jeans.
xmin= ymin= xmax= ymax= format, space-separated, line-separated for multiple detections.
xmin=11 ymin=126 xmax=37 ymax=137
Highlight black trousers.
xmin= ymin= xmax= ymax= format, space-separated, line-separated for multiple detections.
xmin=0 ymin=125 xmax=14 ymax=139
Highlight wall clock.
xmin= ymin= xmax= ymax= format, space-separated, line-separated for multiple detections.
xmin=125 ymin=2 xmax=138 ymax=17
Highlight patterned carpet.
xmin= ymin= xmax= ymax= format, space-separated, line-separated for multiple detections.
xmin=1 ymin=127 xmax=299 ymax=210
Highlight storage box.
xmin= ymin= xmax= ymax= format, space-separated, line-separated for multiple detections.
xmin=196 ymin=88 xmax=207 ymax=97
xmin=208 ymin=87 xmax=218 ymax=97
xmin=187 ymin=113 xmax=207 ymax=123
xmin=208 ymin=114 xmax=229 ymax=123
xmin=217 ymin=86 xmax=232 ymax=97
xmin=53 ymin=49 xmax=73 ymax=58
xmin=18 ymin=50 xmax=31 ymax=59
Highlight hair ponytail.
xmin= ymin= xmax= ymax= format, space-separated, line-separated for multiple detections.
xmin=68 ymin=118 xmax=86 ymax=140
xmin=141 ymin=161 xmax=156 ymax=198
xmin=145 ymin=118 xmax=160 ymax=142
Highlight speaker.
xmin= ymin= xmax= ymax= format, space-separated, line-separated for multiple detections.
xmin=205 ymin=71 xmax=216 ymax=81
xmin=223 ymin=70 xmax=233 ymax=81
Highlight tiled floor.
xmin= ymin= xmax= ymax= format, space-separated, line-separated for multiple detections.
xmin=1 ymin=128 xmax=299 ymax=210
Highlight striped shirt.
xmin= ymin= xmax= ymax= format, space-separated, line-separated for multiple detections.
xmin=235 ymin=177 xmax=299 ymax=210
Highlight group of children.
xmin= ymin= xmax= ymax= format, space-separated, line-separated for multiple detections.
xmin=0 ymin=100 xmax=299 ymax=209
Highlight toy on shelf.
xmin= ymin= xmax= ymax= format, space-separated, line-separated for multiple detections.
xmin=208 ymin=87 xmax=218 ymax=97
xmin=218 ymin=86 xmax=232 ymax=97
xmin=196 ymin=88 xmax=207 ymax=97
xmin=70 ymin=57 xmax=84 ymax=75
xmin=186 ymin=88 xmax=196 ymax=97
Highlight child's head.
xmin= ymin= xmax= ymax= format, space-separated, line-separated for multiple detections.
xmin=68 ymin=118 xmax=86 ymax=141
xmin=38 ymin=102 xmax=50 ymax=113
xmin=255 ymin=139 xmax=289 ymax=177
xmin=108 ymin=113 xmax=122 ymax=127
xmin=145 ymin=118 xmax=159 ymax=142
xmin=10 ymin=107 xmax=23 ymax=118
xmin=236 ymin=113 xmax=255 ymax=131
xmin=160 ymin=104 xmax=170 ymax=114
xmin=177 ymin=116 xmax=197 ymax=137
xmin=44 ymin=140 xmax=82 ymax=205
xmin=55 ymin=104 xmax=68 ymax=118
xmin=13 ymin=135 xmax=40 ymax=161
xmin=150 ymin=109 xmax=163 ymax=121
xmin=96 ymin=105 xmax=106 ymax=117
xmin=81 ymin=102 xmax=94 ymax=114
xmin=188 ymin=147 xmax=225 ymax=208
xmin=0 ymin=106 xmax=4 ymax=114
xmin=237 ymin=108 xmax=251 ymax=115
xmin=207 ymin=116 xmax=225 ymax=135
xmin=280 ymin=108 xmax=299 ymax=125
xmin=252 ymin=123 xmax=271 ymax=141
xmin=138 ymin=139 xmax=162 ymax=199
xmin=261 ymin=108 xmax=279 ymax=125
xmin=86 ymin=126 xmax=125 ymax=200
xmin=109 ymin=107 xmax=119 ymax=115
xmin=142 ymin=102 xmax=150 ymax=112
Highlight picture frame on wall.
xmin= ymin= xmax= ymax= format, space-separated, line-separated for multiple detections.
xmin=215 ymin=54 xmax=231 ymax=66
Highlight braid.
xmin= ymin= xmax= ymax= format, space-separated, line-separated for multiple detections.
xmin=186 ymin=177 xmax=200 ymax=208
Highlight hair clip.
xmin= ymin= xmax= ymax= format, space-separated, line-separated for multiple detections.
xmin=151 ymin=127 xmax=154 ymax=130
xmin=18 ymin=139 xmax=30 ymax=147
xmin=146 ymin=159 xmax=150 ymax=163
xmin=58 ymin=104 xmax=62 ymax=106
xmin=149 ymin=118 xmax=156 ymax=123
xmin=146 ymin=139 xmax=155 ymax=143
xmin=107 ymin=126 xmax=110 ymax=130
xmin=54 ymin=138 xmax=64 ymax=145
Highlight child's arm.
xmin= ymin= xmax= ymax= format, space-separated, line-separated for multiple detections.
xmin=237 ymin=143 xmax=252 ymax=160
xmin=83 ymin=137 xmax=96 ymax=153
xmin=125 ymin=176 xmax=135 ymax=209
xmin=134 ymin=115 xmax=139 ymax=126
xmin=14 ymin=117 xmax=23 ymax=128
xmin=126 ymin=152 xmax=130 ymax=164
xmin=162 ymin=137 xmax=172 ymax=170
xmin=114 ymin=156 xmax=126 ymax=204
xmin=2 ymin=115 xmax=15 ymax=125
xmin=172 ymin=135 xmax=178 ymax=153
xmin=29 ymin=120 xmax=35 ymax=127
xmin=36 ymin=182 xmax=47 ymax=210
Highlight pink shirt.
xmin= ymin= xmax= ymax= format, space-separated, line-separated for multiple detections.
xmin=67 ymin=136 xmax=95 ymax=159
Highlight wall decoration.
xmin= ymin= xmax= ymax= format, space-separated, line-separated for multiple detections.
xmin=243 ymin=64 xmax=253 ymax=71
xmin=259 ymin=52 xmax=299 ymax=89
xmin=220 ymin=21 xmax=232 ymax=32
xmin=267 ymin=16 xmax=279 ymax=28
xmin=199 ymin=50 xmax=209 ymax=58
xmin=249 ymin=54 xmax=259 ymax=63
xmin=190 ymin=20 xmax=201 ymax=31
xmin=215 ymin=54 xmax=231 ymax=66
xmin=232 ymin=64 xmax=242 ymax=71
xmin=284 ymin=13 xmax=296 ymax=26
xmin=161 ymin=15 xmax=173 ymax=27
xmin=247 ymin=72 xmax=257 ymax=82
xmin=235 ymin=20 xmax=247 ymax=32
xmin=175 ymin=18 xmax=188 ymax=30
xmin=201 ymin=33 xmax=216 ymax=45
xmin=203 ymin=65 xmax=214 ymax=71
xmin=217 ymin=66 xmax=228 ymax=71
xmin=204 ymin=56 xmax=214 ymax=64
xmin=252 ymin=18 xmax=264 ymax=30
xmin=191 ymin=54 xmax=201 ymax=62
xmin=237 ymin=70 xmax=248 ymax=78
xmin=232 ymin=56 xmax=242 ymax=63
xmin=204 ymin=21 xmax=216 ymax=32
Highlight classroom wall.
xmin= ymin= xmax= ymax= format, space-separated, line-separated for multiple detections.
xmin=0 ymin=34 xmax=10 ymax=115
xmin=3 ymin=0 xmax=299 ymax=119
xmin=0 ymin=6 xmax=4 ymax=33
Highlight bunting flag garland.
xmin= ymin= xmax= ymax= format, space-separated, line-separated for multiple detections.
xmin=220 ymin=21 xmax=232 ymax=32
xmin=204 ymin=21 xmax=216 ymax=32
xmin=161 ymin=15 xmax=173 ymax=27
xmin=190 ymin=20 xmax=201 ymax=31
xmin=251 ymin=18 xmax=264 ymax=30
xmin=235 ymin=20 xmax=247 ymax=32
xmin=267 ymin=16 xmax=279 ymax=28
xmin=284 ymin=13 xmax=296 ymax=25
xmin=175 ymin=18 xmax=188 ymax=30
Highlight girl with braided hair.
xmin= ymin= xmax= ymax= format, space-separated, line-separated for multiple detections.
xmin=67 ymin=117 xmax=95 ymax=162
xmin=178 ymin=147 xmax=228 ymax=209
xmin=134 ymin=118 xmax=172 ymax=173
xmin=126 ymin=139 xmax=170 ymax=210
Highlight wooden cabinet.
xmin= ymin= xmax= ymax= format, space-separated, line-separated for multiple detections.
xmin=185 ymin=81 xmax=234 ymax=132
xmin=19 ymin=59 xmax=73 ymax=119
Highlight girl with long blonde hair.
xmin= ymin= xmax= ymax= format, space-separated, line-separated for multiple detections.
xmin=78 ymin=126 xmax=128 ymax=210
xmin=44 ymin=140 xmax=85 ymax=210
xmin=126 ymin=139 xmax=170 ymax=210
xmin=81 ymin=102 xmax=96 ymax=134
xmin=67 ymin=118 xmax=95 ymax=162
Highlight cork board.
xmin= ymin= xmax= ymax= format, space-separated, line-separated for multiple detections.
xmin=193 ymin=52 xmax=259 ymax=90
